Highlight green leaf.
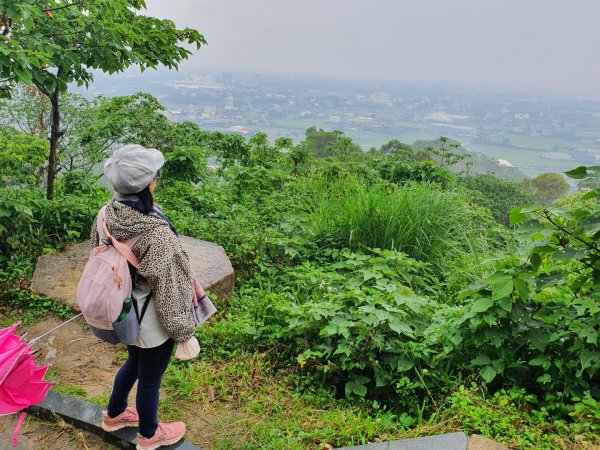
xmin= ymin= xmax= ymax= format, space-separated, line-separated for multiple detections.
xmin=396 ymin=358 xmax=414 ymax=372
xmin=345 ymin=381 xmax=368 ymax=398
xmin=513 ymin=278 xmax=529 ymax=300
xmin=565 ymin=166 xmax=600 ymax=180
xmin=491 ymin=278 xmax=513 ymax=300
xmin=530 ymin=253 xmax=542 ymax=271
xmin=527 ymin=328 xmax=549 ymax=351
xmin=497 ymin=296 xmax=512 ymax=313
xmin=580 ymin=350 xmax=597 ymax=371
xmin=580 ymin=216 xmax=600 ymax=234
xmin=470 ymin=297 xmax=494 ymax=313
xmin=480 ymin=365 xmax=497 ymax=383
xmin=486 ymin=272 xmax=510 ymax=285
xmin=14 ymin=68 xmax=33 ymax=84
xmin=374 ymin=367 xmax=389 ymax=388
xmin=529 ymin=356 xmax=550 ymax=367
xmin=509 ymin=208 xmax=527 ymax=226
xmin=471 ymin=354 xmax=491 ymax=366
xmin=388 ymin=320 xmax=413 ymax=338
xmin=319 ymin=323 xmax=337 ymax=337
xmin=352 ymin=384 xmax=368 ymax=397
xmin=537 ymin=374 xmax=552 ymax=384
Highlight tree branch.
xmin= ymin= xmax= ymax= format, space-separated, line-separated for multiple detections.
xmin=42 ymin=2 xmax=83 ymax=13
xmin=32 ymin=81 xmax=50 ymax=98
xmin=543 ymin=210 xmax=600 ymax=253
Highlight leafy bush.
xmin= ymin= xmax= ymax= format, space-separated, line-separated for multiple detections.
xmin=437 ymin=184 xmax=600 ymax=408
xmin=459 ymin=174 xmax=536 ymax=226
xmin=283 ymin=249 xmax=439 ymax=402
xmin=0 ymin=127 xmax=47 ymax=189
xmin=0 ymin=188 xmax=107 ymax=286
xmin=200 ymin=248 xmax=445 ymax=411
xmin=56 ymin=169 xmax=108 ymax=197
xmin=373 ymin=159 xmax=456 ymax=188
xmin=162 ymin=145 xmax=208 ymax=183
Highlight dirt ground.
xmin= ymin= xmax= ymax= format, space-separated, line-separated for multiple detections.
xmin=0 ymin=316 xmax=188 ymax=449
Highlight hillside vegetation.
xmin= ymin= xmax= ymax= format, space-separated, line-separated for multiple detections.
xmin=1 ymin=91 xmax=599 ymax=449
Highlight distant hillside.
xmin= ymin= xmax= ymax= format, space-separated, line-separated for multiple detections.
xmin=412 ymin=139 xmax=528 ymax=181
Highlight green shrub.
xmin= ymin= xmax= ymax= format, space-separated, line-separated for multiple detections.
xmin=162 ymin=145 xmax=208 ymax=183
xmin=200 ymin=248 xmax=444 ymax=411
xmin=0 ymin=127 xmax=47 ymax=189
xmin=437 ymin=198 xmax=600 ymax=409
xmin=459 ymin=174 xmax=535 ymax=226
xmin=0 ymin=188 xmax=107 ymax=287
xmin=373 ymin=159 xmax=456 ymax=188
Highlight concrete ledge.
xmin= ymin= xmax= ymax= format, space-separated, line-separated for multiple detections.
xmin=336 ymin=432 xmax=468 ymax=450
xmin=29 ymin=391 xmax=201 ymax=450
xmin=335 ymin=431 xmax=509 ymax=450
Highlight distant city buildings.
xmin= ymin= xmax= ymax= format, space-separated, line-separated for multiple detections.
xmin=108 ymin=72 xmax=600 ymax=177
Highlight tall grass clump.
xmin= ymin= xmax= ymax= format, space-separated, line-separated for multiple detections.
xmin=310 ymin=178 xmax=497 ymax=274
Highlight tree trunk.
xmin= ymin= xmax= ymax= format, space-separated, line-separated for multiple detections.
xmin=46 ymin=88 xmax=60 ymax=200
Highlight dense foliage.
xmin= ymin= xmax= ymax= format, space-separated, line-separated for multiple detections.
xmin=1 ymin=92 xmax=598 ymax=448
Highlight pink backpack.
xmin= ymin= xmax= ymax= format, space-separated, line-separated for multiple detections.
xmin=77 ymin=206 xmax=141 ymax=342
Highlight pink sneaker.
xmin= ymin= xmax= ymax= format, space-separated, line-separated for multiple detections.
xmin=136 ymin=422 xmax=186 ymax=450
xmin=101 ymin=407 xmax=139 ymax=432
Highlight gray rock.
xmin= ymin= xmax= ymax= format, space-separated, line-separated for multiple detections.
xmin=467 ymin=435 xmax=511 ymax=450
xmin=336 ymin=432 xmax=469 ymax=450
xmin=30 ymin=237 xmax=234 ymax=309
xmin=29 ymin=391 xmax=202 ymax=449
xmin=179 ymin=236 xmax=235 ymax=300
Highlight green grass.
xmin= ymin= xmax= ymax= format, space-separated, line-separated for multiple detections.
xmin=161 ymin=357 xmax=412 ymax=449
xmin=157 ymin=356 xmax=597 ymax=450
xmin=309 ymin=180 xmax=494 ymax=274
xmin=51 ymin=384 xmax=87 ymax=398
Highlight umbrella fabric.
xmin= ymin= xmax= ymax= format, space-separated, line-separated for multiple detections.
xmin=0 ymin=324 xmax=28 ymax=384
xmin=0 ymin=351 xmax=52 ymax=415
xmin=0 ymin=324 xmax=53 ymax=416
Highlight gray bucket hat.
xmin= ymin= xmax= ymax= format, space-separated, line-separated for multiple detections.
xmin=104 ymin=144 xmax=164 ymax=194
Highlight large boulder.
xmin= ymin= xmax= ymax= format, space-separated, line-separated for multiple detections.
xmin=30 ymin=236 xmax=234 ymax=309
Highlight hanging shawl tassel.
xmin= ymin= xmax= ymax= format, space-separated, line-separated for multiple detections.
xmin=12 ymin=411 xmax=27 ymax=448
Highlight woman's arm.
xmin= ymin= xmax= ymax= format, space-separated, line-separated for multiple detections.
xmin=135 ymin=228 xmax=196 ymax=343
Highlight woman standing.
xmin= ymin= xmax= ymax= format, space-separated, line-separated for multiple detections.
xmin=92 ymin=144 xmax=198 ymax=450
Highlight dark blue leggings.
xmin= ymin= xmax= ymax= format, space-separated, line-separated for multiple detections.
xmin=107 ymin=339 xmax=175 ymax=438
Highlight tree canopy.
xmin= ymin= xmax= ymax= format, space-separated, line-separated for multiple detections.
xmin=0 ymin=0 xmax=205 ymax=199
xmin=0 ymin=0 xmax=205 ymax=95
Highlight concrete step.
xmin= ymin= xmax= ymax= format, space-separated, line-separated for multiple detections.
xmin=29 ymin=391 xmax=201 ymax=450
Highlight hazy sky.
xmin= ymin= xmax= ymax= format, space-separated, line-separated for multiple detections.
xmin=144 ymin=0 xmax=600 ymax=98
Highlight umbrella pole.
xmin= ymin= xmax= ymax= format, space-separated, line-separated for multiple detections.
xmin=28 ymin=313 xmax=83 ymax=344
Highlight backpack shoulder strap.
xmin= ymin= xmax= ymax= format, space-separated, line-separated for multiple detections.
xmin=96 ymin=205 xmax=109 ymax=242
xmin=97 ymin=205 xmax=141 ymax=270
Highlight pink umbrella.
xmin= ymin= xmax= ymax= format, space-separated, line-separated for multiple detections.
xmin=0 ymin=322 xmax=54 ymax=448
